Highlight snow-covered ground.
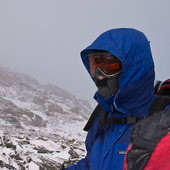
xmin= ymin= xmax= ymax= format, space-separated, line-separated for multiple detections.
xmin=0 ymin=65 xmax=92 ymax=169
xmin=0 ymin=120 xmax=87 ymax=169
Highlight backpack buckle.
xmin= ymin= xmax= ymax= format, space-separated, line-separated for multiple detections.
xmin=127 ymin=117 xmax=136 ymax=124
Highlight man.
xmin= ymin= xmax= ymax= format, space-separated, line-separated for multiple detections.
xmin=64 ymin=28 xmax=157 ymax=170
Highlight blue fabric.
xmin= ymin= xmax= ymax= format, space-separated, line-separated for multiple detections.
xmin=66 ymin=28 xmax=157 ymax=170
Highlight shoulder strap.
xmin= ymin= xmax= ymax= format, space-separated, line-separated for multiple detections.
xmin=84 ymin=96 xmax=170 ymax=133
xmin=154 ymin=80 xmax=162 ymax=94
xmin=83 ymin=104 xmax=101 ymax=132
xmin=149 ymin=96 xmax=170 ymax=116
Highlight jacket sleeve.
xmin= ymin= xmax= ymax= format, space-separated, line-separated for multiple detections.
xmin=66 ymin=109 xmax=102 ymax=170
xmin=66 ymin=159 xmax=89 ymax=170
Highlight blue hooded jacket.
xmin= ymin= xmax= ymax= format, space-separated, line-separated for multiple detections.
xmin=66 ymin=28 xmax=157 ymax=170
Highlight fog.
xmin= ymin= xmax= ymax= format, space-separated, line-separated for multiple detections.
xmin=0 ymin=0 xmax=170 ymax=105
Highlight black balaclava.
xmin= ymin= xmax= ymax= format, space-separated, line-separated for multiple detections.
xmin=94 ymin=70 xmax=121 ymax=98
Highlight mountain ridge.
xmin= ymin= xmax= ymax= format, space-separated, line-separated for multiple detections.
xmin=0 ymin=64 xmax=92 ymax=169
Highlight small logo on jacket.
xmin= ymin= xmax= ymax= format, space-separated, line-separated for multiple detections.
xmin=118 ymin=150 xmax=126 ymax=155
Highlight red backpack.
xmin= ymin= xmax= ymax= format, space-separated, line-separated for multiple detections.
xmin=123 ymin=79 xmax=170 ymax=170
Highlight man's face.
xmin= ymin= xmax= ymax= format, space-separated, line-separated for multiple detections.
xmin=88 ymin=52 xmax=122 ymax=98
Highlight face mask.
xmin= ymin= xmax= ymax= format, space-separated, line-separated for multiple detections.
xmin=94 ymin=69 xmax=121 ymax=98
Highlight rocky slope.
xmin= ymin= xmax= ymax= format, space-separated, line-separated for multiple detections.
xmin=0 ymin=65 xmax=93 ymax=169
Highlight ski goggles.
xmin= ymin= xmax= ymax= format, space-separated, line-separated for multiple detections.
xmin=88 ymin=53 xmax=122 ymax=77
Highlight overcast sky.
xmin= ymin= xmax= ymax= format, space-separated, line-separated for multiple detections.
xmin=0 ymin=0 xmax=170 ymax=106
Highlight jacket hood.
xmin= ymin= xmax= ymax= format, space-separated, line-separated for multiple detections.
xmin=81 ymin=28 xmax=156 ymax=116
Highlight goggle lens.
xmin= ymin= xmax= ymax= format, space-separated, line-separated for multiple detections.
xmin=88 ymin=53 xmax=122 ymax=76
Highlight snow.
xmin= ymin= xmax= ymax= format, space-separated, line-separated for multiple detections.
xmin=31 ymin=139 xmax=61 ymax=151
xmin=0 ymin=65 xmax=92 ymax=169
xmin=28 ymin=161 xmax=39 ymax=170
xmin=0 ymin=127 xmax=86 ymax=169
xmin=0 ymin=110 xmax=87 ymax=168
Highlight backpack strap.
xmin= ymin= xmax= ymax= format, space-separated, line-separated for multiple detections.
xmin=84 ymin=104 xmax=146 ymax=134
xmin=96 ymin=115 xmax=146 ymax=137
xmin=96 ymin=110 xmax=109 ymax=136
xmin=84 ymin=96 xmax=170 ymax=133
xmin=105 ymin=117 xmax=145 ymax=125
xmin=149 ymin=96 xmax=170 ymax=116
xmin=154 ymin=80 xmax=162 ymax=94
xmin=83 ymin=104 xmax=101 ymax=132
xmin=96 ymin=96 xmax=170 ymax=136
